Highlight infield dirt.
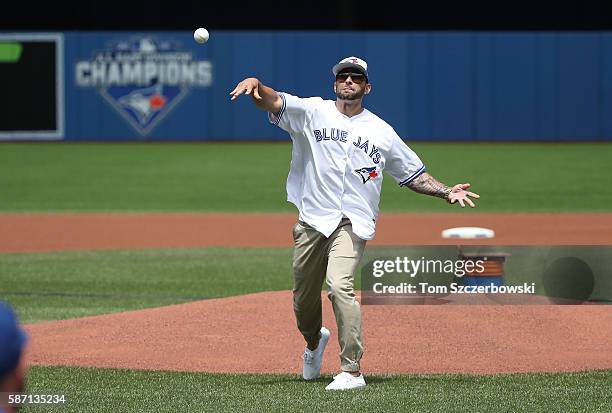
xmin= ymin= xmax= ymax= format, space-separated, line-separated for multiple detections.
xmin=2 ymin=212 xmax=611 ymax=253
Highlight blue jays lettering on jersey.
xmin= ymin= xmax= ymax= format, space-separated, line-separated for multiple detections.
xmin=313 ymin=128 xmax=348 ymax=142
xmin=269 ymin=92 xmax=425 ymax=240
xmin=353 ymin=136 xmax=381 ymax=163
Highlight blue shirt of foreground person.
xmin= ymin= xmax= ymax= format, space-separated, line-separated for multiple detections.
xmin=0 ymin=302 xmax=28 ymax=413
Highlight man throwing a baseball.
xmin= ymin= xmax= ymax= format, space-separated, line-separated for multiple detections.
xmin=230 ymin=56 xmax=479 ymax=390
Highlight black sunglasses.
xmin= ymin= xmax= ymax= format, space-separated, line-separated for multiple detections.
xmin=335 ymin=72 xmax=367 ymax=84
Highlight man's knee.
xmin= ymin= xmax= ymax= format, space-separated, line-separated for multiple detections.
xmin=327 ymin=278 xmax=356 ymax=301
xmin=293 ymin=287 xmax=321 ymax=310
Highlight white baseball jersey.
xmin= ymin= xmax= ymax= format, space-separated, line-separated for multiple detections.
xmin=269 ymin=92 xmax=425 ymax=240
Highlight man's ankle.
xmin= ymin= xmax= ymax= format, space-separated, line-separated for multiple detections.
xmin=306 ymin=333 xmax=321 ymax=351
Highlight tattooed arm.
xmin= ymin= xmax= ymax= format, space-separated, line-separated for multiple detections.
xmin=405 ymin=172 xmax=452 ymax=199
xmin=405 ymin=172 xmax=480 ymax=208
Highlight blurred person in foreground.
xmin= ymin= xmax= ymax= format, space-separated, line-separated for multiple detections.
xmin=0 ymin=302 xmax=28 ymax=413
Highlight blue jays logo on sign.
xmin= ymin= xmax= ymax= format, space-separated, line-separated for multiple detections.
xmin=76 ymin=36 xmax=213 ymax=135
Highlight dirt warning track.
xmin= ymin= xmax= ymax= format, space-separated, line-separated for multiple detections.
xmin=2 ymin=212 xmax=611 ymax=253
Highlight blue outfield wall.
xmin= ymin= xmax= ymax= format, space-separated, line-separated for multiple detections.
xmin=60 ymin=31 xmax=612 ymax=141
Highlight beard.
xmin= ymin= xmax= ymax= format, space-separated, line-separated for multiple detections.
xmin=336 ymin=86 xmax=366 ymax=101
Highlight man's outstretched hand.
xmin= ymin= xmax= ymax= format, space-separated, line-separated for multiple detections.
xmin=448 ymin=183 xmax=480 ymax=208
xmin=230 ymin=78 xmax=262 ymax=101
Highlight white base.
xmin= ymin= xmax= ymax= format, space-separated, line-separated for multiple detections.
xmin=441 ymin=226 xmax=495 ymax=239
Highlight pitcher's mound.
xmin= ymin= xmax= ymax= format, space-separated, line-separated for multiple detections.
xmin=24 ymin=291 xmax=612 ymax=374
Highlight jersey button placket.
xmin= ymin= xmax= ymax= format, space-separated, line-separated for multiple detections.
xmin=339 ymin=128 xmax=358 ymax=216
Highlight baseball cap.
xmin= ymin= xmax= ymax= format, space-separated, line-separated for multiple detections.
xmin=0 ymin=302 xmax=27 ymax=377
xmin=332 ymin=56 xmax=369 ymax=79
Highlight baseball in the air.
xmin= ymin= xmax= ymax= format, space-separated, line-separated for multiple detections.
xmin=193 ymin=28 xmax=209 ymax=44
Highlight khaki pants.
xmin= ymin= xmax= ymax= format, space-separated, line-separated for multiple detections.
xmin=292 ymin=218 xmax=367 ymax=372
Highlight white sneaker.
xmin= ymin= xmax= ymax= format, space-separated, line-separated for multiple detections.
xmin=325 ymin=372 xmax=367 ymax=390
xmin=302 ymin=327 xmax=330 ymax=380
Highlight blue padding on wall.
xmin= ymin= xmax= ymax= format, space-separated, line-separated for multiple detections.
xmin=534 ymin=33 xmax=558 ymax=140
xmin=43 ymin=31 xmax=612 ymax=140
xmin=491 ymin=34 xmax=539 ymax=140
xmin=363 ymin=33 xmax=411 ymax=137
xmin=557 ymin=33 xmax=600 ymax=140
xmin=403 ymin=33 xmax=433 ymax=139
xmin=603 ymin=34 xmax=612 ymax=139
xmin=431 ymin=33 xmax=473 ymax=140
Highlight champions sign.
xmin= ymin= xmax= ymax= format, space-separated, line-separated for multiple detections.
xmin=76 ymin=36 xmax=212 ymax=135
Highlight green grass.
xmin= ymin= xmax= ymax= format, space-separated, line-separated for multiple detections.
xmin=0 ymin=248 xmax=293 ymax=323
xmin=21 ymin=366 xmax=612 ymax=413
xmin=4 ymin=246 xmax=612 ymax=324
xmin=0 ymin=142 xmax=610 ymax=212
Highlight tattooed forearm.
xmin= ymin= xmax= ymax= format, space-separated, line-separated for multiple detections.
xmin=404 ymin=173 xmax=451 ymax=200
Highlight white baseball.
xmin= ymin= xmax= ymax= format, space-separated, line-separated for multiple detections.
xmin=193 ymin=28 xmax=209 ymax=44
